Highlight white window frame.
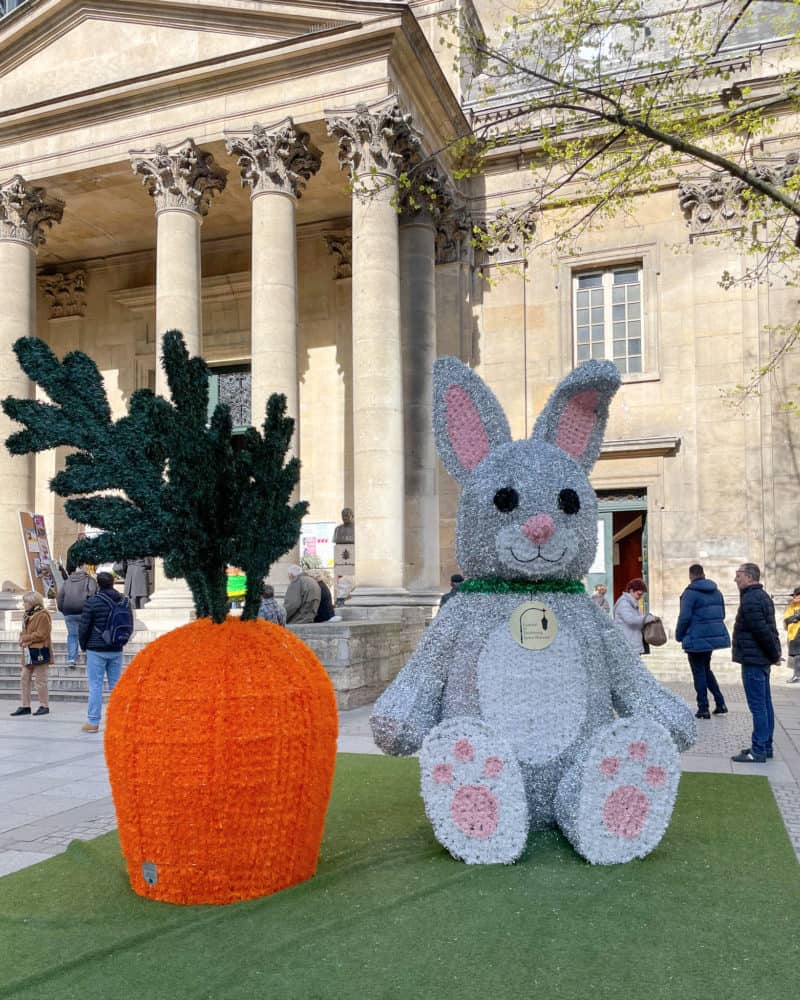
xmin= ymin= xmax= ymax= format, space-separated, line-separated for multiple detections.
xmin=572 ymin=265 xmax=644 ymax=374
xmin=558 ymin=242 xmax=661 ymax=383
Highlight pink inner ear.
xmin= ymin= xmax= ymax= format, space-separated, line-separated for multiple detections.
xmin=555 ymin=389 xmax=600 ymax=460
xmin=445 ymin=385 xmax=490 ymax=471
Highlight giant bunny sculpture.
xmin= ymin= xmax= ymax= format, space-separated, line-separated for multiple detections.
xmin=371 ymin=358 xmax=696 ymax=865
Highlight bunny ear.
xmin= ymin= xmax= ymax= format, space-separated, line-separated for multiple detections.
xmin=532 ymin=360 xmax=621 ymax=472
xmin=433 ymin=358 xmax=512 ymax=484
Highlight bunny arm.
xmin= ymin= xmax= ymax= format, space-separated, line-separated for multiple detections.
xmin=370 ymin=616 xmax=456 ymax=756
xmin=601 ymin=625 xmax=697 ymax=751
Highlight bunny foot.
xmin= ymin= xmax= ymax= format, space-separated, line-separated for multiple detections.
xmin=419 ymin=718 xmax=529 ymax=864
xmin=554 ymin=718 xmax=680 ymax=864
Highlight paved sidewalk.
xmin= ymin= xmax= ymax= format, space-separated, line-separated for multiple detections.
xmin=1 ymin=680 xmax=798 ymax=877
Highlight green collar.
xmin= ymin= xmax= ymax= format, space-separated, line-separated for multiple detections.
xmin=459 ymin=577 xmax=586 ymax=595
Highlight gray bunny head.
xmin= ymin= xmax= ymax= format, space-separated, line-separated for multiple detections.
xmin=433 ymin=359 xmax=621 ymax=581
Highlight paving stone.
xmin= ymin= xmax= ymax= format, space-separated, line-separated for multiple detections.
xmin=0 ymin=851 xmax=53 ymax=876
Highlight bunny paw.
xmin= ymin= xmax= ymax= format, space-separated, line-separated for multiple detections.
xmin=420 ymin=718 xmax=529 ymax=864
xmin=554 ymin=718 xmax=680 ymax=864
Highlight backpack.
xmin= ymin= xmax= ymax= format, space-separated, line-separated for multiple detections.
xmin=98 ymin=591 xmax=134 ymax=647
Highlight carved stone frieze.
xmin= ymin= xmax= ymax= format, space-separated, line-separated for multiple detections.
xmin=39 ymin=269 xmax=87 ymax=319
xmin=130 ymin=139 xmax=227 ymax=215
xmin=324 ymin=231 xmax=352 ymax=279
xmin=475 ymin=206 xmax=535 ymax=265
xmin=325 ymin=96 xmax=422 ymax=180
xmin=224 ymin=118 xmax=322 ymax=198
xmin=677 ymin=173 xmax=746 ymax=236
xmin=0 ymin=175 xmax=64 ymax=246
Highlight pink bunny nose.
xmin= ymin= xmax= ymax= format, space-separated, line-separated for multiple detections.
xmin=522 ymin=514 xmax=555 ymax=545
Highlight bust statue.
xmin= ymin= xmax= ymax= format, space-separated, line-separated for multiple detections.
xmin=332 ymin=507 xmax=354 ymax=546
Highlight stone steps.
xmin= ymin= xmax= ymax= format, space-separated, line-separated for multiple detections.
xmin=0 ymin=639 xmax=144 ymax=701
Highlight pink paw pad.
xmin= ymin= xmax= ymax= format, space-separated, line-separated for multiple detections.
xmin=450 ymin=784 xmax=499 ymax=839
xmin=454 ymin=739 xmax=475 ymax=762
xmin=602 ymin=785 xmax=650 ymax=839
xmin=645 ymin=765 xmax=667 ymax=788
xmin=599 ymin=755 xmax=620 ymax=777
xmin=432 ymin=763 xmax=453 ymax=785
xmin=628 ymin=741 xmax=649 ymax=762
xmin=483 ymin=756 xmax=504 ymax=778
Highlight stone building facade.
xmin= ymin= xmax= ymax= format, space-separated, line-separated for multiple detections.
xmin=0 ymin=0 xmax=797 ymax=629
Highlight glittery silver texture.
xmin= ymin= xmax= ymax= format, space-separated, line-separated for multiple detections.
xmin=371 ymin=358 xmax=697 ymax=865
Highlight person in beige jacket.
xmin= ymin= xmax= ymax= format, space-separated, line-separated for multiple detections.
xmin=11 ymin=591 xmax=52 ymax=717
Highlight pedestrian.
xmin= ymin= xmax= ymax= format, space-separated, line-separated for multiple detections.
xmin=440 ymin=573 xmax=465 ymax=608
xmin=284 ymin=564 xmax=321 ymax=624
xmin=613 ymin=578 xmax=656 ymax=657
xmin=78 ymin=571 xmax=127 ymax=733
xmin=591 ymin=583 xmax=610 ymax=614
xmin=112 ymin=557 xmax=152 ymax=609
xmin=57 ymin=556 xmax=97 ymax=668
xmin=10 ymin=591 xmax=52 ymax=717
xmin=257 ymin=584 xmax=286 ymax=626
xmin=730 ymin=563 xmax=781 ymax=763
xmin=310 ymin=570 xmax=336 ymax=623
xmin=674 ymin=563 xmax=729 ymax=720
xmin=783 ymin=586 xmax=800 ymax=683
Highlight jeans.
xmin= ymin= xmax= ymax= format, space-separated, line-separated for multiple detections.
xmin=741 ymin=665 xmax=774 ymax=757
xmin=687 ymin=650 xmax=726 ymax=712
xmin=64 ymin=614 xmax=81 ymax=663
xmin=85 ymin=650 xmax=123 ymax=726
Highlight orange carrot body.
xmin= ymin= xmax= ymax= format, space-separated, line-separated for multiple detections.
xmin=105 ymin=617 xmax=338 ymax=905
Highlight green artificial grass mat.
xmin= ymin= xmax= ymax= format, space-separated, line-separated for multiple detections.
xmin=0 ymin=756 xmax=797 ymax=1000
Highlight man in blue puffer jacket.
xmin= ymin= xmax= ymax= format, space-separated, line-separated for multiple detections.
xmin=675 ymin=564 xmax=730 ymax=720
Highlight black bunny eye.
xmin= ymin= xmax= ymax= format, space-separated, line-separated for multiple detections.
xmin=558 ymin=488 xmax=581 ymax=514
xmin=494 ymin=487 xmax=519 ymax=513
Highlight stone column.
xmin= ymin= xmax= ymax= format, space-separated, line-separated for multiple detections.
xmin=130 ymin=142 xmax=226 ymax=624
xmin=130 ymin=140 xmax=227 ymax=394
xmin=435 ymin=200 xmax=473 ymax=587
xmin=399 ymin=189 xmax=439 ymax=594
xmin=225 ymin=119 xmax=321 ymax=434
xmin=38 ymin=269 xmax=89 ymax=565
xmin=326 ymin=99 xmax=422 ymax=595
xmin=0 ymin=175 xmax=64 ymax=604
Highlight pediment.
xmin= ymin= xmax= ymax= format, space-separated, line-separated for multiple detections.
xmin=0 ymin=0 xmax=387 ymax=111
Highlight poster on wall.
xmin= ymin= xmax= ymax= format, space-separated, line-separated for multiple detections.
xmin=300 ymin=521 xmax=337 ymax=570
xmin=19 ymin=511 xmax=58 ymax=598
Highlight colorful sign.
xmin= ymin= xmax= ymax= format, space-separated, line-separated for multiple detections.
xmin=300 ymin=521 xmax=337 ymax=569
xmin=18 ymin=512 xmax=58 ymax=598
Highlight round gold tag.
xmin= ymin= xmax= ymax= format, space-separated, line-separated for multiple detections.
xmin=508 ymin=601 xmax=558 ymax=651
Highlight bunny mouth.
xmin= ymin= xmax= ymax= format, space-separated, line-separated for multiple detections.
xmin=509 ymin=547 xmax=567 ymax=564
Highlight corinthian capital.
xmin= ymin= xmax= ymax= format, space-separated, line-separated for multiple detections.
xmin=39 ymin=269 xmax=88 ymax=319
xmin=0 ymin=175 xmax=64 ymax=246
xmin=436 ymin=201 xmax=473 ymax=265
xmin=130 ymin=139 xmax=227 ymax=215
xmin=678 ymin=172 xmax=745 ymax=237
xmin=325 ymin=97 xmax=422 ymax=179
xmin=224 ymin=118 xmax=322 ymax=198
xmin=324 ymin=231 xmax=352 ymax=279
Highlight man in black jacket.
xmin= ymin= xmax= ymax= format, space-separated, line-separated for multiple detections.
xmin=730 ymin=563 xmax=781 ymax=763
xmin=78 ymin=571 xmax=127 ymax=734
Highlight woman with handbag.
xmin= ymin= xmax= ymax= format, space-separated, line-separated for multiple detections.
xmin=10 ymin=591 xmax=52 ymax=717
xmin=613 ymin=578 xmax=657 ymax=658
